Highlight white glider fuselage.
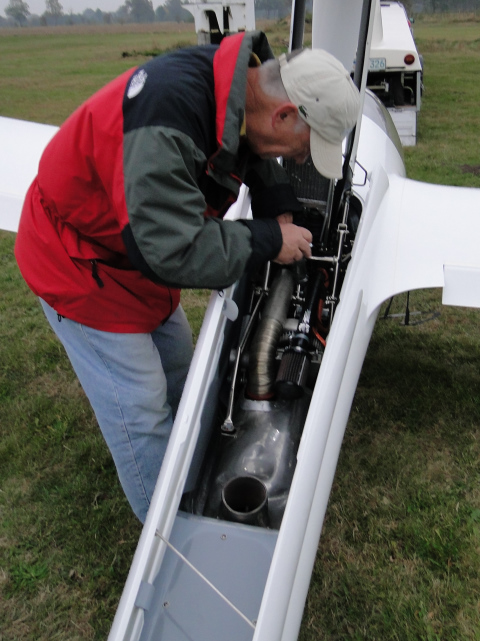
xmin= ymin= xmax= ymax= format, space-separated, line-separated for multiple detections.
xmin=108 ymin=78 xmax=480 ymax=640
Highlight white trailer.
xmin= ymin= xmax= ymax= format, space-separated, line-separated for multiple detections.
xmin=183 ymin=0 xmax=423 ymax=145
xmin=368 ymin=1 xmax=423 ymax=145
xmin=183 ymin=0 xmax=255 ymax=44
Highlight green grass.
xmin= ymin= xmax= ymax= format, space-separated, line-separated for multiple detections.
xmin=0 ymin=23 xmax=197 ymax=123
xmin=404 ymin=16 xmax=480 ymax=186
xmin=1 ymin=15 xmax=480 ymax=641
xmin=300 ymin=291 xmax=480 ymax=640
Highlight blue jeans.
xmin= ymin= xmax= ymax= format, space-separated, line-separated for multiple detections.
xmin=40 ymin=298 xmax=193 ymax=522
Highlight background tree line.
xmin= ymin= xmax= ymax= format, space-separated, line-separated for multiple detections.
xmin=3 ymin=0 xmax=480 ymax=29
xmin=2 ymin=0 xmax=193 ymax=27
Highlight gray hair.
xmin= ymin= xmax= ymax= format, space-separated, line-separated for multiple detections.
xmin=258 ymin=54 xmax=310 ymax=136
xmin=257 ymin=58 xmax=289 ymax=101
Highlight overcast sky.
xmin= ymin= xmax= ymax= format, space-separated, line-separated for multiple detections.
xmin=0 ymin=0 xmax=152 ymax=17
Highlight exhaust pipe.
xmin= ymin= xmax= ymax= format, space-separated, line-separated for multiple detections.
xmin=221 ymin=476 xmax=269 ymax=527
xmin=246 ymin=268 xmax=295 ymax=400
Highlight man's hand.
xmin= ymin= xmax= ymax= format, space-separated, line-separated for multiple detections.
xmin=276 ymin=212 xmax=294 ymax=225
xmin=274 ymin=221 xmax=312 ymax=264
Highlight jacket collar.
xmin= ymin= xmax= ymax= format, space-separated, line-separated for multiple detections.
xmin=208 ymin=31 xmax=274 ymax=192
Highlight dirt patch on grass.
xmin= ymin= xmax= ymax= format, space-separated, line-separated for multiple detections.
xmin=460 ymin=164 xmax=480 ymax=176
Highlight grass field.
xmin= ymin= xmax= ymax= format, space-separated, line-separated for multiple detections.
xmin=1 ymin=14 xmax=480 ymax=641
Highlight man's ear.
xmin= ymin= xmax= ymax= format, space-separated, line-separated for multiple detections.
xmin=271 ymin=102 xmax=299 ymax=129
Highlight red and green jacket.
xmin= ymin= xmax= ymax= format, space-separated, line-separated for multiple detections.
xmin=15 ymin=31 xmax=302 ymax=332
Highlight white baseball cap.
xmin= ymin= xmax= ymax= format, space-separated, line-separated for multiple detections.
xmin=279 ymin=49 xmax=360 ymax=179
